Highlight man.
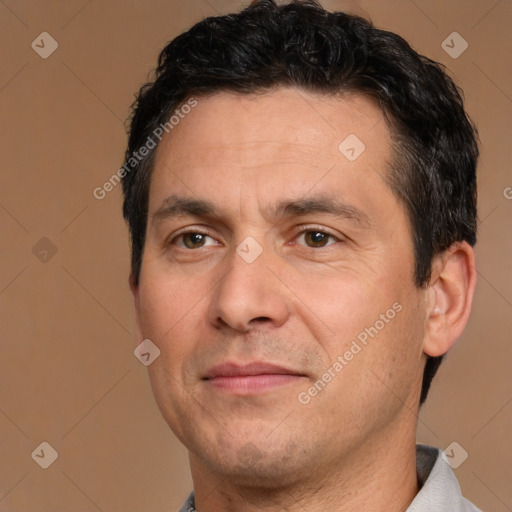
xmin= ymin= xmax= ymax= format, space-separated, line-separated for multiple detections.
xmin=122 ymin=1 xmax=480 ymax=510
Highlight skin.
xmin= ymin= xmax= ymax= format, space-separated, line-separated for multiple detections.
xmin=131 ymin=87 xmax=476 ymax=511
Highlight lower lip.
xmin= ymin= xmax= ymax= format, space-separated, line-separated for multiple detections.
xmin=206 ymin=374 xmax=304 ymax=394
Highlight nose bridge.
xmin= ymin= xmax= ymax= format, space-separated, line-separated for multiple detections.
xmin=208 ymin=240 xmax=290 ymax=332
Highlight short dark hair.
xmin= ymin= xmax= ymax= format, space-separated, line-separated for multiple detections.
xmin=121 ymin=0 xmax=478 ymax=405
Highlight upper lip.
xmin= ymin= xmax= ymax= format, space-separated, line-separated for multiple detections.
xmin=204 ymin=362 xmax=304 ymax=379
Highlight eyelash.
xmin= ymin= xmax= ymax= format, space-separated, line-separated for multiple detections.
xmin=169 ymin=225 xmax=342 ymax=249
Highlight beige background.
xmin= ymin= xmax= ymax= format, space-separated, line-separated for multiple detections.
xmin=0 ymin=0 xmax=510 ymax=510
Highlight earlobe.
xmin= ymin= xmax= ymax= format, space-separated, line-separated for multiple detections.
xmin=423 ymin=241 xmax=477 ymax=357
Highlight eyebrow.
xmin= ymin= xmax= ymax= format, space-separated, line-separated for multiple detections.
xmin=151 ymin=194 xmax=371 ymax=226
xmin=152 ymin=195 xmax=217 ymax=223
xmin=274 ymin=197 xmax=370 ymax=225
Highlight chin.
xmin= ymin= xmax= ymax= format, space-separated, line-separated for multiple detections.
xmin=197 ymin=431 xmax=310 ymax=488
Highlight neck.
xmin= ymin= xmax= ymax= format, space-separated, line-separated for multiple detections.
xmin=190 ymin=420 xmax=419 ymax=512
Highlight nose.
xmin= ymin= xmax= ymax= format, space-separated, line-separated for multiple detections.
xmin=207 ymin=245 xmax=291 ymax=333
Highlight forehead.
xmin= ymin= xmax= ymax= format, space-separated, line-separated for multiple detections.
xmin=157 ymin=88 xmax=388 ymax=160
xmin=149 ymin=87 xmax=394 ymax=216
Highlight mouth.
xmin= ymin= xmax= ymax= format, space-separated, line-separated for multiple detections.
xmin=203 ymin=362 xmax=307 ymax=394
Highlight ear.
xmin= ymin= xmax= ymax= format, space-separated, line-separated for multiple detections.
xmin=129 ymin=274 xmax=144 ymax=346
xmin=423 ymin=241 xmax=477 ymax=357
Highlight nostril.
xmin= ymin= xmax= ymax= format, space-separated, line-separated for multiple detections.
xmin=251 ymin=317 xmax=272 ymax=323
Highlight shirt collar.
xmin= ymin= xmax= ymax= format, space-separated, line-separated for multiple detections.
xmin=407 ymin=444 xmax=481 ymax=511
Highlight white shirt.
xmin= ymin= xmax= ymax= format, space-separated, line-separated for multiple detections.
xmin=178 ymin=444 xmax=481 ymax=511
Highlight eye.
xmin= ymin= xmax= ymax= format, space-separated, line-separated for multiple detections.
xmin=173 ymin=232 xmax=218 ymax=249
xmin=296 ymin=229 xmax=338 ymax=248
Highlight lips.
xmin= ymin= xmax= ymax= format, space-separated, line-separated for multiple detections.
xmin=203 ymin=362 xmax=306 ymax=394
xmin=204 ymin=362 xmax=303 ymax=379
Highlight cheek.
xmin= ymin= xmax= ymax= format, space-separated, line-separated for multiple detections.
xmin=309 ymin=296 xmax=424 ymax=430
xmin=351 ymin=292 xmax=426 ymax=408
xmin=284 ymin=266 xmax=399 ymax=343
xmin=289 ymin=263 xmax=424 ymax=388
xmin=139 ymin=269 xmax=200 ymax=336
xmin=137 ymin=271 xmax=209 ymax=378
xmin=137 ymin=273 xmax=209 ymax=432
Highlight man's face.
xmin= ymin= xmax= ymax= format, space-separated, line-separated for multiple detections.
xmin=133 ymin=88 xmax=428 ymax=485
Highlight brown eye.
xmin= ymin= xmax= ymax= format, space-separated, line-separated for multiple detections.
xmin=304 ymin=231 xmax=331 ymax=247
xmin=174 ymin=232 xmax=216 ymax=249
xmin=296 ymin=230 xmax=337 ymax=248
xmin=183 ymin=233 xmax=206 ymax=248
